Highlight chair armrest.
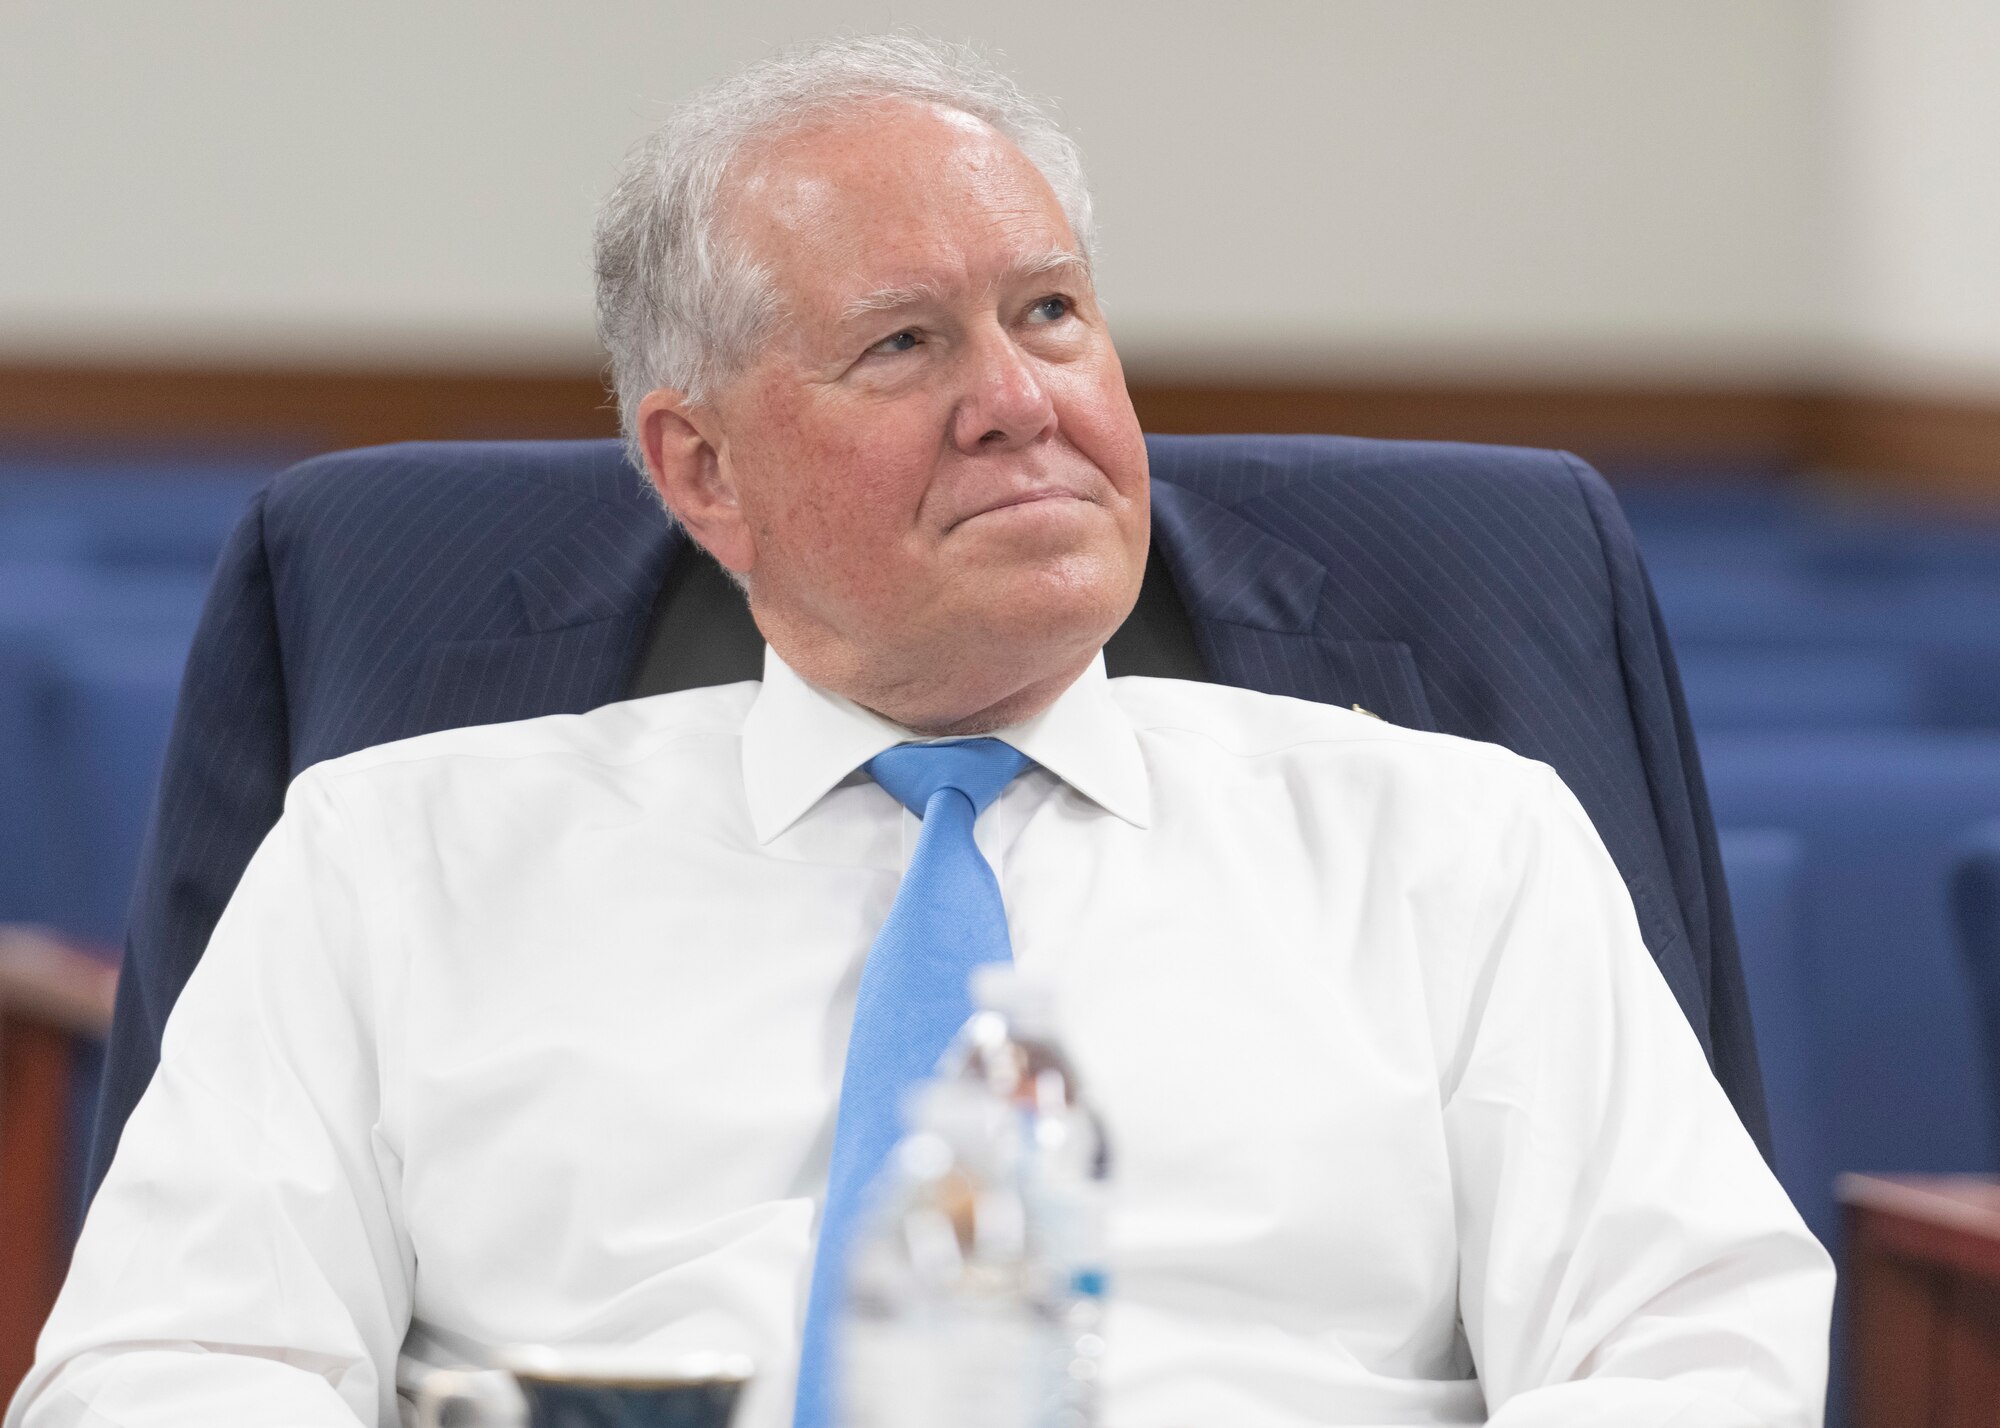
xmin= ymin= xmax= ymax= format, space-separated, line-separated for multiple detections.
xmin=0 ymin=925 xmax=117 ymax=1402
xmin=0 ymin=927 xmax=117 ymax=1040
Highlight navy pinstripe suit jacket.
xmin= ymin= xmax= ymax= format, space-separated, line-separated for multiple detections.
xmin=87 ymin=433 xmax=1767 ymax=1191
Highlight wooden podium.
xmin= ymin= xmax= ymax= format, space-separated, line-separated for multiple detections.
xmin=1843 ymin=1173 xmax=2000 ymax=1427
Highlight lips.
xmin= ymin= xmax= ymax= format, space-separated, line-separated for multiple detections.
xmin=950 ymin=485 xmax=1092 ymax=529
xmin=985 ymin=489 xmax=1076 ymax=513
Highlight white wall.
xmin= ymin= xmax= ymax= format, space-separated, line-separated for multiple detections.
xmin=0 ymin=0 xmax=1831 ymax=382
xmin=1828 ymin=0 xmax=2000 ymax=394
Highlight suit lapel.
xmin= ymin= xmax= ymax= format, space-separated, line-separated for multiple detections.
xmin=407 ymin=496 xmax=682 ymax=734
xmin=1151 ymin=479 xmax=1437 ymax=731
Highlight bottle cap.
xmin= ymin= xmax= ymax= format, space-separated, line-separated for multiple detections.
xmin=904 ymin=1078 xmax=996 ymax=1133
xmin=970 ymin=963 xmax=1059 ymax=1035
xmin=901 ymin=1080 xmax=1021 ymax=1163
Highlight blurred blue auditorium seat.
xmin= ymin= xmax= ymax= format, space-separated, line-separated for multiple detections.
xmin=1798 ymin=506 xmax=2000 ymax=585
xmin=0 ymin=629 xmax=63 ymax=925
xmin=1606 ymin=469 xmax=1806 ymax=531
xmin=48 ymin=634 xmax=189 ymax=948
xmin=1717 ymin=828 xmax=1830 ymax=1244
xmin=0 ymin=457 xmax=268 ymax=1340
xmin=0 ymin=549 xmax=208 ymax=943
xmin=1648 ymin=565 xmax=2000 ymax=649
xmin=0 ymin=562 xmax=210 ymax=643
xmin=0 ymin=451 xmax=245 ymax=961
xmin=1644 ymin=559 xmax=2000 ymax=731
xmin=1677 ymin=648 xmax=1925 ymax=733
xmin=1646 ymin=565 xmax=1872 ymax=649
xmin=1950 ymin=820 xmax=2000 ymax=1156
xmin=1701 ymin=732 xmax=2000 ymax=1221
xmin=0 ymin=458 xmax=267 ymax=571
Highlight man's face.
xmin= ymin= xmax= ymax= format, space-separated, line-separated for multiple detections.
xmin=654 ymin=100 xmax=1150 ymax=731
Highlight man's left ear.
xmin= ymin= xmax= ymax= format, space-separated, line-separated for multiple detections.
xmin=635 ymin=388 xmax=757 ymax=575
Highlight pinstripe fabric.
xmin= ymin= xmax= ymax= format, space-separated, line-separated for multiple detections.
xmin=87 ymin=433 xmax=1765 ymax=1195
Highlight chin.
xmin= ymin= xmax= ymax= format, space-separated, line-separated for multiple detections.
xmin=959 ymin=561 xmax=1137 ymax=679
xmin=1039 ymin=543 xmax=1141 ymax=616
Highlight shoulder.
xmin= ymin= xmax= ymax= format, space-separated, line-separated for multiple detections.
xmin=295 ymin=681 xmax=760 ymax=803
xmin=1113 ymin=675 xmax=1535 ymax=775
xmin=1110 ymin=675 xmax=1567 ymax=843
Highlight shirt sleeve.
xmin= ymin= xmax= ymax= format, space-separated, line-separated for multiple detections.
xmin=1442 ymin=763 xmax=1835 ymax=1428
xmin=8 ymin=767 xmax=411 ymax=1428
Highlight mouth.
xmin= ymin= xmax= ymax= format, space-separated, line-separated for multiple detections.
xmin=950 ymin=488 xmax=1089 ymax=530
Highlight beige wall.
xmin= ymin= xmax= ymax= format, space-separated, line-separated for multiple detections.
xmin=1829 ymin=0 xmax=2000 ymax=394
xmin=0 ymin=1 xmax=1831 ymax=383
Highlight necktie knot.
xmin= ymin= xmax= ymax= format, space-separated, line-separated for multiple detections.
xmin=865 ymin=738 xmax=1032 ymax=819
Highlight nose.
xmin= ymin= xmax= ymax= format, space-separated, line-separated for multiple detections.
xmin=950 ymin=328 xmax=1056 ymax=455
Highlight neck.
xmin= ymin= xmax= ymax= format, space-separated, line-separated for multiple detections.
xmin=763 ymin=621 xmax=1100 ymax=737
xmin=881 ymin=653 xmax=1095 ymax=736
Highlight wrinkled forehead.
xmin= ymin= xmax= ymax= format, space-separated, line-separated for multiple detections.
xmin=719 ymin=98 xmax=1081 ymax=323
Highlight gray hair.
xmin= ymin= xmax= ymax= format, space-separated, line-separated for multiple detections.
xmin=593 ymin=32 xmax=1098 ymax=471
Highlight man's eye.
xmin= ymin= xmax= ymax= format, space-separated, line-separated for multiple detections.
xmin=1029 ymin=296 xmax=1071 ymax=323
xmin=867 ymin=330 xmax=921 ymax=356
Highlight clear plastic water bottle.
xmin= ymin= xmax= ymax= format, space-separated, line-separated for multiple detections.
xmin=944 ymin=965 xmax=1110 ymax=1428
xmin=838 ymin=1079 xmax=1067 ymax=1428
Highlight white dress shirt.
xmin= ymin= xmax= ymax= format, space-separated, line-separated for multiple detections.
xmin=12 ymin=649 xmax=1833 ymax=1428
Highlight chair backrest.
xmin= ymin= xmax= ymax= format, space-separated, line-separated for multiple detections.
xmin=1952 ymin=819 xmax=2000 ymax=1156
xmin=1718 ymin=828 xmax=1831 ymax=1245
xmin=1702 ymin=732 xmax=2000 ymax=1194
xmin=1676 ymin=648 xmax=1926 ymax=735
xmin=86 ymin=433 xmax=1768 ymax=1197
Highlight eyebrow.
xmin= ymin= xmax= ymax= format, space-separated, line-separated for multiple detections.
xmin=834 ymin=249 xmax=1091 ymax=327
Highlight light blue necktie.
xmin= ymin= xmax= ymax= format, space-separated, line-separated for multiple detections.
xmin=791 ymin=737 xmax=1033 ymax=1428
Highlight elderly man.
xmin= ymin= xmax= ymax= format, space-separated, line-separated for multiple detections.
xmin=12 ymin=34 xmax=1830 ymax=1428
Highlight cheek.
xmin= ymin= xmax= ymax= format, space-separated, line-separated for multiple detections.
xmin=744 ymin=409 xmax=936 ymax=569
xmin=833 ymin=425 xmax=937 ymax=514
xmin=1054 ymin=366 xmax=1149 ymax=502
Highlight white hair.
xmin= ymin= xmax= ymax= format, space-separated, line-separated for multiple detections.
xmin=592 ymin=32 xmax=1098 ymax=472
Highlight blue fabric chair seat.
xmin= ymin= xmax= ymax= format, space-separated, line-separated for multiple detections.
xmin=1701 ymin=732 xmax=2000 ymax=1220
xmin=1677 ymin=648 xmax=1926 ymax=733
xmin=48 ymin=634 xmax=188 ymax=947
xmin=1950 ymin=820 xmax=2000 ymax=1156
xmin=0 ymin=562 xmax=208 ymax=641
xmin=0 ymin=629 xmax=63 ymax=923
xmin=0 ymin=562 xmax=202 ymax=936
xmin=1654 ymin=566 xmax=2000 ymax=651
xmin=1716 ymin=829 xmax=1828 ymax=1245
xmin=0 ymin=461 xmax=265 ymax=571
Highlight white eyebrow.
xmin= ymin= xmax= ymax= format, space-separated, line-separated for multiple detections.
xmin=835 ymin=249 xmax=1091 ymax=327
xmin=838 ymin=279 xmax=948 ymax=325
xmin=1018 ymin=249 xmax=1091 ymax=284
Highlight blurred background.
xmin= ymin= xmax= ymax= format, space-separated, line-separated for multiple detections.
xmin=2 ymin=1 xmax=1998 ymax=1422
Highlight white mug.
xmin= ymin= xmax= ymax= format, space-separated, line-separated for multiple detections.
xmin=413 ymin=1349 xmax=753 ymax=1428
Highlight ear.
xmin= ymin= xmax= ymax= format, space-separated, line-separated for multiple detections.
xmin=636 ymin=387 xmax=757 ymax=576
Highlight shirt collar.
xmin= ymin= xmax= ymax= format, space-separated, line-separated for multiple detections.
xmin=740 ymin=645 xmax=1152 ymax=844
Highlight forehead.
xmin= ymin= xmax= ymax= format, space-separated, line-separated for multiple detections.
xmin=722 ymin=99 xmax=1079 ymax=319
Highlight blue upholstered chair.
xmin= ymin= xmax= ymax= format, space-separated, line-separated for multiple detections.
xmin=48 ymin=634 xmax=189 ymax=948
xmin=0 ymin=629 xmax=59 ymax=925
xmin=1676 ymin=649 xmax=1925 ymax=734
xmin=1951 ymin=820 xmax=2000 ymax=1157
xmin=0 ymin=461 xmax=264 ymax=570
xmin=0 ymin=560 xmax=206 ymax=938
xmin=1702 ymin=732 xmax=2000 ymax=1207
xmin=84 ymin=434 xmax=1771 ymax=1192
xmin=1717 ymin=828 xmax=1829 ymax=1244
